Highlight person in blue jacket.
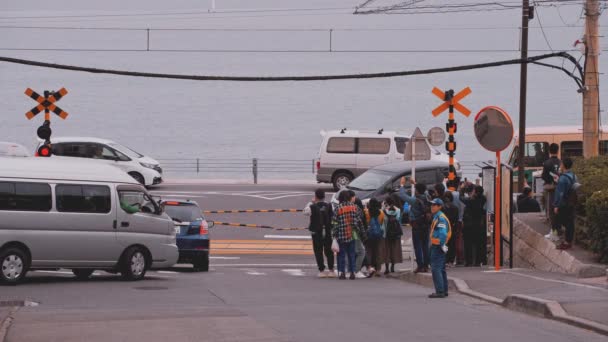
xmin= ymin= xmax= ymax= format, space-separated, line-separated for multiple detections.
xmin=428 ymin=198 xmax=452 ymax=299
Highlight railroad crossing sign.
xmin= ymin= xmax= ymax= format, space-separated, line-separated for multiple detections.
xmin=431 ymin=86 xmax=472 ymax=190
xmin=25 ymin=88 xmax=69 ymax=120
xmin=431 ymin=87 xmax=472 ymax=117
xmin=427 ymin=127 xmax=446 ymax=146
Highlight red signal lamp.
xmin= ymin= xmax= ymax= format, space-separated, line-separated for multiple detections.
xmin=37 ymin=145 xmax=52 ymax=157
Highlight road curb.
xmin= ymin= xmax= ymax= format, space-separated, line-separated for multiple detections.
xmin=391 ymin=271 xmax=608 ymax=336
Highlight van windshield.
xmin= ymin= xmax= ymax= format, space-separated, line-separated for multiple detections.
xmin=348 ymin=170 xmax=393 ymax=191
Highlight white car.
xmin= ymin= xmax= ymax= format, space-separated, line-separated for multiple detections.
xmin=36 ymin=137 xmax=163 ymax=187
xmin=0 ymin=142 xmax=30 ymax=158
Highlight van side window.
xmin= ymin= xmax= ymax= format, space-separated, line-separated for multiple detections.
xmin=358 ymin=138 xmax=390 ymax=154
xmin=561 ymin=141 xmax=583 ymax=159
xmin=56 ymin=184 xmax=111 ymax=213
xmin=600 ymin=141 xmax=608 ymax=156
xmin=327 ymin=137 xmax=356 ymax=154
xmin=0 ymin=182 xmax=52 ymax=211
xmin=395 ymin=137 xmax=409 ymax=154
xmin=119 ymin=190 xmax=158 ymax=215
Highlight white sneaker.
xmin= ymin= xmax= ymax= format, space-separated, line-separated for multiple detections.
xmin=355 ymin=272 xmax=367 ymax=279
xmin=326 ymin=270 xmax=337 ymax=278
xmin=317 ymin=272 xmax=326 ymax=278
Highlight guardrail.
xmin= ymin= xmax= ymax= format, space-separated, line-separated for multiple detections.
xmin=156 ymin=158 xmax=316 ymax=184
xmin=156 ymin=158 xmax=488 ymax=184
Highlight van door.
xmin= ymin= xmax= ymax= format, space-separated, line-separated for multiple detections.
xmin=356 ymin=137 xmax=391 ymax=174
xmin=323 ymin=136 xmax=357 ymax=173
xmin=115 ymin=187 xmax=172 ymax=263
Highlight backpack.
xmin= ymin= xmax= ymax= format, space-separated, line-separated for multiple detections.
xmin=401 ymin=202 xmax=411 ymax=224
xmin=563 ymin=173 xmax=581 ymax=207
xmin=310 ymin=202 xmax=330 ymax=233
xmin=368 ymin=216 xmax=383 ymax=240
xmin=385 ymin=211 xmax=403 ymax=240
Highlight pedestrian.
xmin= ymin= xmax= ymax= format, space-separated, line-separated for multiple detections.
xmin=441 ymin=191 xmax=460 ymax=266
xmin=542 ymin=143 xmax=561 ymax=241
xmin=332 ymin=190 xmax=365 ymax=280
xmin=382 ymin=196 xmax=403 ymax=275
xmin=304 ymin=189 xmax=336 ymax=278
xmin=398 ymin=177 xmax=430 ymax=273
xmin=364 ymin=198 xmax=386 ymax=277
xmin=553 ymin=158 xmax=578 ymax=250
xmin=428 ymin=198 xmax=452 ymax=298
xmin=462 ymin=185 xmax=487 ymax=267
xmin=351 ymin=192 xmax=369 ymax=279
xmin=517 ymin=187 xmax=541 ymax=213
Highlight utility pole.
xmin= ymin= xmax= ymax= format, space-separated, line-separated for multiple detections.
xmin=583 ymin=0 xmax=600 ymax=157
xmin=517 ymin=0 xmax=531 ymax=192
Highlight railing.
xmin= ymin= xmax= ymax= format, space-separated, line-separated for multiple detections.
xmin=156 ymin=158 xmax=316 ymax=184
xmin=156 ymin=158 xmax=487 ymax=184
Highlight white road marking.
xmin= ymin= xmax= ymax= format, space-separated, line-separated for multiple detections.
xmin=282 ymin=269 xmax=306 ymax=276
xmin=33 ymin=270 xmax=73 ymax=275
xmin=264 ymin=234 xmax=311 ymax=240
xmin=210 ymin=256 xmax=241 ymax=260
xmin=245 ymin=270 xmax=267 ymax=276
xmin=156 ymin=271 xmax=178 ymax=274
xmin=151 ymin=190 xmax=312 ymax=201
xmin=501 ymin=270 xmax=608 ymax=292
xmin=212 ymin=264 xmax=317 ymax=267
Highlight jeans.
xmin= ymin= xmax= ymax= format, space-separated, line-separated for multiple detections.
xmin=312 ymin=231 xmax=334 ymax=271
xmin=412 ymin=224 xmax=429 ymax=269
xmin=430 ymin=245 xmax=448 ymax=295
xmin=337 ymin=241 xmax=356 ymax=274
xmin=557 ymin=207 xmax=575 ymax=243
xmin=355 ymin=239 xmax=367 ymax=272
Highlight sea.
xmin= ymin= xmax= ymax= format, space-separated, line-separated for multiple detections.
xmin=1 ymin=0 xmax=606 ymax=180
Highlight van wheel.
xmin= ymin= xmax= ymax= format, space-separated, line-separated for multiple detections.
xmin=0 ymin=247 xmax=29 ymax=285
xmin=72 ymin=269 xmax=94 ymax=280
xmin=120 ymin=247 xmax=148 ymax=281
xmin=193 ymin=255 xmax=209 ymax=272
xmin=128 ymin=172 xmax=145 ymax=185
xmin=333 ymin=173 xmax=352 ymax=191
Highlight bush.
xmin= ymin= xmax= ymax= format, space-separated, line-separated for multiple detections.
xmin=584 ymin=190 xmax=608 ymax=263
xmin=572 ymin=157 xmax=608 ymax=214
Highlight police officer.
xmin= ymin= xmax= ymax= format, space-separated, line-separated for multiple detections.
xmin=428 ymin=198 xmax=451 ymax=299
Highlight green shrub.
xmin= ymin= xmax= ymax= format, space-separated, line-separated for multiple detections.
xmin=584 ymin=190 xmax=608 ymax=263
xmin=572 ymin=157 xmax=608 ymax=214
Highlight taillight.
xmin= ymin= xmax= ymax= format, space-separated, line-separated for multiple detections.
xmin=199 ymin=221 xmax=209 ymax=235
xmin=316 ymin=160 xmax=321 ymax=170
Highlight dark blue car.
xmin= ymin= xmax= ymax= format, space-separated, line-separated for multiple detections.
xmin=161 ymin=200 xmax=213 ymax=272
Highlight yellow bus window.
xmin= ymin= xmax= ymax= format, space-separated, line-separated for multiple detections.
xmin=561 ymin=141 xmax=583 ymax=158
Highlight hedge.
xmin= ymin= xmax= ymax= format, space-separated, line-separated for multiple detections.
xmin=572 ymin=156 xmax=608 ymax=263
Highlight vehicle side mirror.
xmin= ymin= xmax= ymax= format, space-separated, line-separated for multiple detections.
xmin=208 ymin=221 xmax=215 ymax=228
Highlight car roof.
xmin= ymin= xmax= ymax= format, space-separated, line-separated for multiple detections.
xmin=517 ymin=125 xmax=608 ymax=136
xmin=372 ymin=160 xmax=449 ymax=173
xmin=50 ymin=137 xmax=116 ymax=144
xmin=321 ymin=129 xmax=409 ymax=138
xmin=0 ymin=158 xmax=139 ymax=184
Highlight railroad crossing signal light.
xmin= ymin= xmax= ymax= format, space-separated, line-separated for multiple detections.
xmin=37 ymin=144 xmax=52 ymax=157
xmin=37 ymin=120 xmax=52 ymax=140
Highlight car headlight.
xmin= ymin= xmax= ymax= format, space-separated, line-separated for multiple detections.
xmin=140 ymin=162 xmax=157 ymax=169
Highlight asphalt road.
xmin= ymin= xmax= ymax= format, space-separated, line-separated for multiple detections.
xmin=1 ymin=184 xmax=606 ymax=341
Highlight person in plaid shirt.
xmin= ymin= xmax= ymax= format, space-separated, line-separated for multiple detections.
xmin=332 ymin=190 xmax=365 ymax=280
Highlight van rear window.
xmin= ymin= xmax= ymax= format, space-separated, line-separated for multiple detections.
xmin=327 ymin=137 xmax=356 ymax=153
xmin=0 ymin=182 xmax=52 ymax=212
xmin=56 ymin=184 xmax=111 ymax=213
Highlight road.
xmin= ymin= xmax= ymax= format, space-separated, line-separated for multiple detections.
xmin=1 ymin=183 xmax=605 ymax=341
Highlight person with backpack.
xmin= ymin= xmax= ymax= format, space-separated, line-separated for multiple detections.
xmin=553 ymin=158 xmax=579 ymax=250
xmin=365 ymin=198 xmax=385 ymax=277
xmin=542 ymin=143 xmax=561 ymax=241
xmin=428 ymin=198 xmax=452 ymax=298
xmin=332 ymin=190 xmax=365 ymax=280
xmin=304 ymin=189 xmax=336 ymax=278
xmin=382 ymin=196 xmax=403 ymax=275
xmin=351 ymin=192 xmax=369 ymax=279
xmin=398 ymin=177 xmax=430 ymax=273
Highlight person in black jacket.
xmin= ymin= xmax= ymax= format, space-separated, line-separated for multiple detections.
xmin=304 ymin=189 xmax=335 ymax=278
xmin=541 ymin=143 xmax=561 ymax=240
xmin=462 ymin=186 xmax=487 ymax=267
xmin=517 ymin=187 xmax=541 ymax=213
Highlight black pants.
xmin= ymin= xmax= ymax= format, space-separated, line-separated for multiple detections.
xmin=312 ymin=231 xmax=334 ymax=271
xmin=557 ymin=207 xmax=575 ymax=243
xmin=464 ymin=225 xmax=486 ymax=266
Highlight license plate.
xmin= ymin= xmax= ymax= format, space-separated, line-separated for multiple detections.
xmin=174 ymin=227 xmax=180 ymax=235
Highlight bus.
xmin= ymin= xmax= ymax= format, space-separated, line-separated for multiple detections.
xmin=507 ymin=125 xmax=608 ymax=188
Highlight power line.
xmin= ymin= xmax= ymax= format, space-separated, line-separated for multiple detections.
xmin=534 ymin=2 xmax=554 ymax=52
xmin=0 ymin=52 xmax=583 ymax=86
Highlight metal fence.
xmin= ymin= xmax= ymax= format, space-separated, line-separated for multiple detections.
xmin=156 ymin=158 xmax=487 ymax=184
xmin=156 ymin=158 xmax=316 ymax=184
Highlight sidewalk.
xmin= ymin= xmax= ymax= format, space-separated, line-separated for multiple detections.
xmin=393 ymin=266 xmax=608 ymax=335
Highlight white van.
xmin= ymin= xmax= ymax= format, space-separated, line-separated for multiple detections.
xmin=36 ymin=137 xmax=163 ymax=187
xmin=0 ymin=158 xmax=178 ymax=284
xmin=316 ymin=129 xmax=451 ymax=190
